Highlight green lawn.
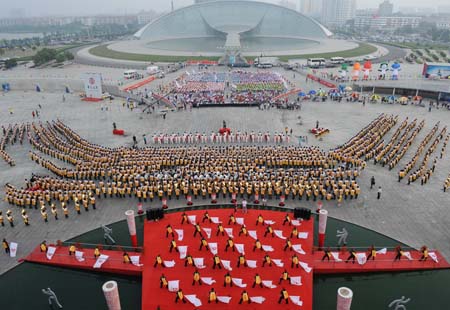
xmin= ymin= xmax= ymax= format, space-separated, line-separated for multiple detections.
xmin=89 ymin=44 xmax=221 ymax=62
xmin=275 ymin=42 xmax=377 ymax=61
xmin=89 ymin=42 xmax=378 ymax=63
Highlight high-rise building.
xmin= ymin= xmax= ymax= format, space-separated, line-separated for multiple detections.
xmin=299 ymin=0 xmax=313 ymax=14
xmin=279 ymin=0 xmax=296 ymax=11
xmin=378 ymin=0 xmax=393 ymax=16
xmin=299 ymin=0 xmax=322 ymax=16
xmin=321 ymin=0 xmax=356 ymax=26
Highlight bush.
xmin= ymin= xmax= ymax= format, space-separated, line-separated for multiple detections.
xmin=415 ymin=50 xmax=423 ymax=56
xmin=439 ymin=51 xmax=447 ymax=58
xmin=4 ymin=58 xmax=17 ymax=69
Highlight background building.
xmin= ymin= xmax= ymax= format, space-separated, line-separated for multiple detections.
xmin=378 ymin=0 xmax=393 ymax=16
xmin=278 ymin=0 xmax=297 ymax=11
xmin=299 ymin=0 xmax=322 ymax=16
xmin=354 ymin=15 xmax=422 ymax=30
xmin=321 ymin=0 xmax=356 ymax=26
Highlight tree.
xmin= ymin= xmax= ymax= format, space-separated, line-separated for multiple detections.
xmin=64 ymin=51 xmax=74 ymax=60
xmin=32 ymin=48 xmax=58 ymax=66
xmin=55 ymin=53 xmax=65 ymax=63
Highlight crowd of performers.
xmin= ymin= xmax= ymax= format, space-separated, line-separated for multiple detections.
xmin=0 ymin=115 xmax=392 ymax=226
xmin=167 ymin=71 xmax=288 ymax=106
xmin=0 ymin=123 xmax=27 ymax=166
xmin=1 ymin=113 xmax=447 ymax=227
xmin=150 ymin=131 xmax=292 ymax=145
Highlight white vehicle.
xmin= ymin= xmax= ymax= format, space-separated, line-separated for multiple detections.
xmin=363 ymin=55 xmax=377 ymax=61
xmin=307 ymin=58 xmax=326 ymax=68
xmin=146 ymin=66 xmax=160 ymax=75
xmin=330 ymin=57 xmax=345 ymax=64
xmin=123 ymin=70 xmax=137 ymax=79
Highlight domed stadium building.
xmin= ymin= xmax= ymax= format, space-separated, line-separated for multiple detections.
xmin=106 ymin=0 xmax=359 ymax=62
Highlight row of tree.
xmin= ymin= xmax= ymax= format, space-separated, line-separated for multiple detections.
xmin=32 ymin=48 xmax=74 ymax=66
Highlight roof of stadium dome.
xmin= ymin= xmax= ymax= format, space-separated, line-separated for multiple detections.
xmin=135 ymin=0 xmax=332 ymax=43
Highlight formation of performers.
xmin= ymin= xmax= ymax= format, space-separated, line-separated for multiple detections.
xmin=151 ymin=131 xmax=291 ymax=144
xmin=157 ymin=211 xmax=305 ymax=305
xmin=0 ymin=123 xmax=26 ymax=166
xmin=0 ymin=112 xmax=447 ymax=228
xmin=321 ymin=245 xmax=433 ymax=263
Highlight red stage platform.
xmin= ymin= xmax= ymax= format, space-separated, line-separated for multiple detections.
xmin=24 ymin=244 xmax=143 ymax=276
xmin=313 ymin=249 xmax=450 ymax=274
xmin=142 ymin=209 xmax=314 ymax=310
xmin=23 ymin=208 xmax=450 ymax=310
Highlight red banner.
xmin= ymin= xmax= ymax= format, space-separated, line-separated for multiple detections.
xmin=307 ymin=74 xmax=336 ymax=88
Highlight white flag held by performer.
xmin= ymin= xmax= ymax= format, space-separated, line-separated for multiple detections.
xmin=201 ymin=277 xmax=216 ymax=285
xmin=298 ymin=232 xmax=309 ymax=239
xmin=130 ymin=256 xmax=144 ymax=267
xmin=164 ymin=260 xmax=176 ymax=268
xmin=193 ymin=257 xmax=206 ymax=269
xmin=273 ymin=259 xmax=284 ymax=267
xmin=235 ymin=244 xmax=245 ymax=254
xmin=262 ymin=280 xmax=277 ymax=289
xmin=290 ymin=296 xmax=303 ymax=306
xmin=9 ymin=242 xmax=18 ymax=258
xmin=188 ymin=215 xmax=196 ymax=224
xmin=290 ymin=276 xmax=302 ymax=286
xmin=331 ymin=252 xmax=342 ymax=262
xmin=93 ymin=254 xmax=109 ymax=268
xmin=217 ymin=296 xmax=232 ymax=304
xmin=248 ymin=230 xmax=258 ymax=240
xmin=232 ymin=278 xmax=246 ymax=288
xmin=75 ymin=251 xmax=85 ymax=262
xmin=356 ymin=253 xmax=367 ymax=265
xmin=291 ymin=220 xmax=302 ymax=226
xmin=168 ymin=280 xmax=179 ymax=292
xmin=185 ymin=295 xmax=202 ymax=307
xmin=211 ymin=217 xmax=221 ymax=224
xmin=46 ymin=246 xmax=56 ymax=260
xmin=429 ymin=252 xmax=439 ymax=263
xmin=209 ymin=242 xmax=218 ymax=255
xmin=222 ymin=260 xmax=233 ymax=271
xmin=178 ymin=246 xmax=188 ymax=259
xmin=203 ymin=228 xmax=212 ymax=239
xmin=274 ymin=230 xmax=286 ymax=240
xmin=264 ymin=220 xmax=276 ymax=225
xmin=262 ymin=245 xmax=274 ymax=252
xmin=225 ymin=228 xmax=234 ymax=238
xmin=376 ymin=248 xmax=387 ymax=255
xmin=292 ymin=244 xmax=306 ymax=255
xmin=403 ymin=251 xmax=413 ymax=260
xmin=247 ymin=260 xmax=257 ymax=268
xmin=236 ymin=218 xmax=244 ymax=225
xmin=299 ymin=261 xmax=312 ymax=273
xmin=175 ymin=229 xmax=184 ymax=241
xmin=250 ymin=297 xmax=265 ymax=304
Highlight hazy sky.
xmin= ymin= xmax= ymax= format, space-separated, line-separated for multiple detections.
xmin=2 ymin=0 xmax=448 ymax=18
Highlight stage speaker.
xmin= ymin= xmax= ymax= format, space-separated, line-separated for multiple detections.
xmin=146 ymin=208 xmax=164 ymax=220
xmin=294 ymin=207 xmax=311 ymax=220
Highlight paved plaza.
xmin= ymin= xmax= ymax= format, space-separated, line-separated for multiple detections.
xmin=0 ymin=64 xmax=449 ymax=275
